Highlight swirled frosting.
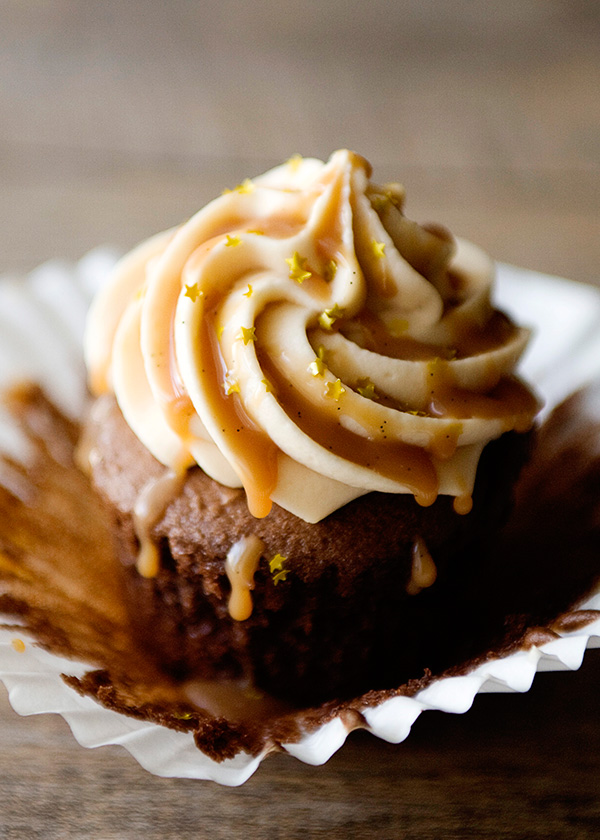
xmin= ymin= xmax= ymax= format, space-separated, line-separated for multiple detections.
xmin=85 ymin=150 xmax=538 ymax=523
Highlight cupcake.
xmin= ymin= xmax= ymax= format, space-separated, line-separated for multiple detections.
xmin=81 ymin=150 xmax=539 ymax=706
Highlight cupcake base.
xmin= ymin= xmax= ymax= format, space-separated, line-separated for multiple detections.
xmin=86 ymin=396 xmax=531 ymax=705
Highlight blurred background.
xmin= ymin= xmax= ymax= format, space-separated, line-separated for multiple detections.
xmin=1 ymin=0 xmax=599 ymax=281
xmin=1 ymin=3 xmax=600 ymax=833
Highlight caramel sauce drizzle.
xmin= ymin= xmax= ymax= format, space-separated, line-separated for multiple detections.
xmin=426 ymin=356 xmax=539 ymax=428
xmin=453 ymin=493 xmax=473 ymax=515
xmin=133 ymin=469 xmax=186 ymax=578
xmin=406 ymin=536 xmax=438 ymax=595
xmin=199 ymin=310 xmax=278 ymax=518
xmin=143 ymin=218 xmax=306 ymax=447
xmin=343 ymin=309 xmax=517 ymax=363
xmin=224 ymin=534 xmax=265 ymax=621
xmin=92 ymin=153 xmax=540 ymax=528
xmin=258 ymin=350 xmax=440 ymax=507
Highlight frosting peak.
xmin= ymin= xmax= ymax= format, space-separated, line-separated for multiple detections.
xmin=85 ymin=150 xmax=538 ymax=522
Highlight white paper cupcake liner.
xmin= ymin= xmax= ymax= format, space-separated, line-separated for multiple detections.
xmin=1 ymin=250 xmax=599 ymax=786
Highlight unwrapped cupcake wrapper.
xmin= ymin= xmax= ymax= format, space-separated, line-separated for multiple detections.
xmin=1 ymin=249 xmax=599 ymax=786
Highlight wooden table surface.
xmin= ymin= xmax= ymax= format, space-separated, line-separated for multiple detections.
xmin=1 ymin=2 xmax=599 ymax=837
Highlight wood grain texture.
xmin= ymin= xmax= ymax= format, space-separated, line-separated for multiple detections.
xmin=1 ymin=0 xmax=598 ymax=282
xmin=0 ymin=1 xmax=599 ymax=835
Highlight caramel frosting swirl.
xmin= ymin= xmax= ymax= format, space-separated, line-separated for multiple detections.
xmin=85 ymin=150 xmax=538 ymax=522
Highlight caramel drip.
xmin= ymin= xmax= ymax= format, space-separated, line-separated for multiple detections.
xmin=133 ymin=469 xmax=186 ymax=578
xmin=258 ymin=352 xmax=439 ymax=506
xmin=224 ymin=534 xmax=265 ymax=621
xmin=427 ymin=356 xmax=539 ymax=428
xmin=406 ymin=537 xmax=438 ymax=595
xmin=342 ymin=311 xmax=454 ymax=361
xmin=200 ymin=312 xmax=278 ymax=518
xmin=446 ymin=310 xmax=516 ymax=359
xmin=427 ymin=422 xmax=463 ymax=461
xmin=147 ymin=231 xmax=251 ymax=446
xmin=345 ymin=309 xmax=518 ymax=363
xmin=453 ymin=493 xmax=473 ymax=515
xmin=163 ymin=391 xmax=196 ymax=441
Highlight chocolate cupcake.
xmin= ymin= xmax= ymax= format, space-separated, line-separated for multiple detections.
xmin=81 ymin=151 xmax=539 ymax=705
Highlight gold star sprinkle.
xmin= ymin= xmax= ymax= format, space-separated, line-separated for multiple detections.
xmin=357 ymin=379 xmax=379 ymax=400
xmin=325 ymin=379 xmax=346 ymax=401
xmin=238 ymin=326 xmax=256 ymax=345
xmin=308 ymin=344 xmax=328 ymax=376
xmin=244 ymin=284 xmax=253 ymax=297
xmin=372 ymin=240 xmax=386 ymax=258
xmin=225 ymin=234 xmax=242 ymax=247
xmin=269 ymin=553 xmax=288 ymax=585
xmin=262 ymin=377 xmax=274 ymax=393
xmin=247 ymin=229 xmax=264 ymax=236
xmin=269 ymin=553 xmax=286 ymax=572
xmin=287 ymin=153 xmax=303 ymax=171
xmin=285 ymin=251 xmax=312 ymax=284
xmin=318 ymin=303 xmax=344 ymax=330
xmin=184 ymin=283 xmax=202 ymax=302
xmin=308 ymin=356 xmax=326 ymax=377
xmin=224 ymin=372 xmax=240 ymax=395
xmin=217 ymin=324 xmax=225 ymax=339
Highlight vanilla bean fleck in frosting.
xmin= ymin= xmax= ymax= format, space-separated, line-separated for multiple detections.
xmin=84 ymin=150 xmax=538 ymax=522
